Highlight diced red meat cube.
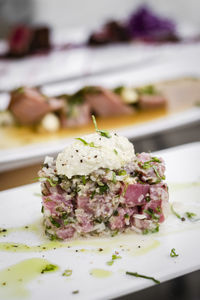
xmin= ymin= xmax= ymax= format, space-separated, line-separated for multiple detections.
xmin=125 ymin=184 xmax=149 ymax=207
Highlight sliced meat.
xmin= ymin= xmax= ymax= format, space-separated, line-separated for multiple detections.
xmin=85 ymin=87 xmax=134 ymax=117
xmin=9 ymin=87 xmax=65 ymax=125
xmin=125 ymin=184 xmax=149 ymax=207
xmin=139 ymin=94 xmax=167 ymax=109
xmin=60 ymin=102 xmax=91 ymax=127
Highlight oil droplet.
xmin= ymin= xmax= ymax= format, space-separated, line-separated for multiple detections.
xmin=90 ymin=268 xmax=112 ymax=278
xmin=169 ymin=182 xmax=200 ymax=190
xmin=0 ymin=258 xmax=59 ymax=299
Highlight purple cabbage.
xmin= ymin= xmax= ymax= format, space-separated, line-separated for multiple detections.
xmin=127 ymin=5 xmax=178 ymax=41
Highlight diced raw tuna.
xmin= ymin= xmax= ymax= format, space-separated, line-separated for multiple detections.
xmin=39 ymin=149 xmax=169 ymax=240
xmin=85 ymin=87 xmax=134 ymax=117
xmin=125 ymin=184 xmax=149 ymax=206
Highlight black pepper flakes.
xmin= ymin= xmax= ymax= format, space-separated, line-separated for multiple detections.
xmin=76 ymin=150 xmax=79 ymax=152
xmin=80 ymin=160 xmax=83 ymax=163
xmin=181 ymin=217 xmax=186 ymax=221
xmin=98 ymin=248 xmax=103 ymax=252
xmin=94 ymin=155 xmax=97 ymax=158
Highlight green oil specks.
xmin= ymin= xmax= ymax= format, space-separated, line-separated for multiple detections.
xmin=0 ymin=258 xmax=59 ymax=299
xmin=90 ymin=268 xmax=112 ymax=278
xmin=169 ymin=182 xmax=200 ymax=190
xmin=0 ymin=241 xmax=67 ymax=253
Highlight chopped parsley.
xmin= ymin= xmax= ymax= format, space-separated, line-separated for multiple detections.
xmin=111 ymin=229 xmax=119 ymax=237
xmin=114 ymin=149 xmax=118 ymax=155
xmin=62 ymin=269 xmax=72 ymax=277
xmin=112 ymin=172 xmax=117 ymax=184
xmin=72 ymin=290 xmax=79 ymax=294
xmin=81 ymin=175 xmax=86 ymax=185
xmin=185 ymin=212 xmax=196 ymax=219
xmin=99 ymin=183 xmax=109 ymax=194
xmin=92 ymin=115 xmax=111 ymax=138
xmin=41 ymin=264 xmax=58 ymax=274
xmin=76 ymin=137 xmax=97 ymax=148
xmin=171 ymin=205 xmax=184 ymax=220
xmin=107 ymin=254 xmax=122 ymax=265
xmin=137 ymin=85 xmax=157 ymax=95
xmin=126 ymin=271 xmax=160 ymax=284
xmin=118 ymin=170 xmax=127 ymax=176
xmin=143 ymin=208 xmax=159 ymax=220
xmin=145 ymin=196 xmax=150 ymax=202
xmin=35 ymin=177 xmax=58 ymax=187
xmin=152 ymin=165 xmax=161 ymax=181
xmin=170 ymin=248 xmax=179 ymax=257
xmin=90 ymin=190 xmax=96 ymax=199
xmin=49 ymin=217 xmax=61 ymax=228
xmin=143 ymin=224 xmax=159 ymax=234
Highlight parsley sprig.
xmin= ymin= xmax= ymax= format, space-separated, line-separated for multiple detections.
xmin=107 ymin=254 xmax=122 ymax=266
xmin=126 ymin=271 xmax=160 ymax=284
xmin=41 ymin=264 xmax=58 ymax=274
xmin=170 ymin=248 xmax=179 ymax=257
xmin=92 ymin=115 xmax=111 ymax=138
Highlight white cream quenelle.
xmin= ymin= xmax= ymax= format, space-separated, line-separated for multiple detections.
xmin=56 ymin=133 xmax=135 ymax=178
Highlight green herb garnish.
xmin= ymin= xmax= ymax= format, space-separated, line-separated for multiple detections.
xmin=152 ymin=165 xmax=161 ymax=181
xmin=72 ymin=290 xmax=79 ymax=294
xmin=76 ymin=137 xmax=97 ymax=148
xmin=143 ymin=224 xmax=159 ymax=234
xmin=111 ymin=229 xmax=119 ymax=237
xmin=112 ymin=172 xmax=117 ymax=184
xmin=114 ymin=149 xmax=118 ymax=155
xmin=41 ymin=264 xmax=58 ymax=274
xmin=92 ymin=115 xmax=111 ymax=138
xmin=126 ymin=271 xmax=160 ymax=284
xmin=62 ymin=269 xmax=72 ymax=277
xmin=171 ymin=205 xmax=182 ymax=220
xmin=185 ymin=212 xmax=196 ymax=219
xmin=144 ymin=208 xmax=159 ymax=220
xmin=137 ymin=85 xmax=157 ymax=95
xmin=34 ymin=177 xmax=58 ymax=187
xmin=99 ymin=183 xmax=109 ymax=194
xmin=107 ymin=254 xmax=122 ymax=265
xmin=90 ymin=190 xmax=96 ymax=199
xmin=170 ymin=248 xmax=179 ymax=257
xmin=82 ymin=175 xmax=86 ymax=185
xmin=118 ymin=170 xmax=127 ymax=176
xmin=49 ymin=217 xmax=61 ymax=228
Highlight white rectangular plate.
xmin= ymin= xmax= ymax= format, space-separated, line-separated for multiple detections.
xmin=0 ymin=142 xmax=200 ymax=300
